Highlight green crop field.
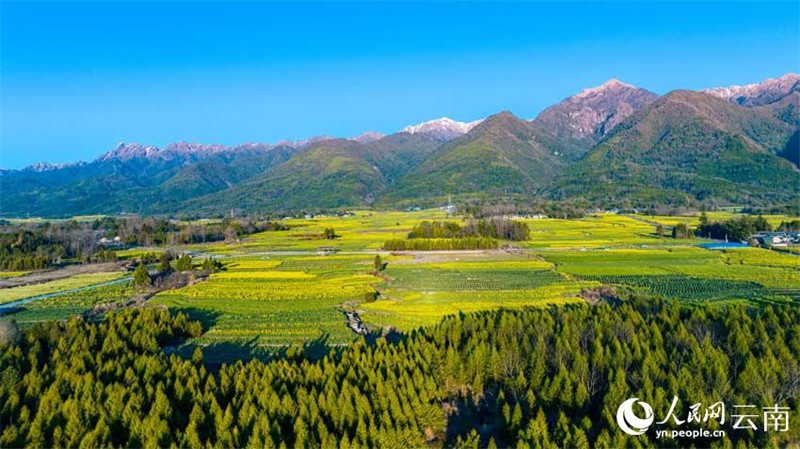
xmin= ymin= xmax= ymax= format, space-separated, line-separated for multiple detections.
xmin=3 ymin=282 xmax=136 ymax=326
xmin=0 ymin=272 xmax=127 ymax=305
xmin=521 ymin=214 xmax=702 ymax=248
xmin=150 ymin=256 xmax=383 ymax=352
xmin=631 ymin=211 xmax=800 ymax=228
xmin=4 ymin=210 xmax=800 ymax=359
xmin=192 ymin=210 xmax=450 ymax=254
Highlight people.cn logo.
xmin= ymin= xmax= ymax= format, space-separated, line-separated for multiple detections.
xmin=616 ymin=398 xmax=655 ymax=436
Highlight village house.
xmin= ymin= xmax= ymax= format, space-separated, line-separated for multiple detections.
xmin=751 ymin=232 xmax=800 ymax=247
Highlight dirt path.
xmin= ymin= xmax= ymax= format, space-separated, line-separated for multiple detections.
xmin=82 ymin=270 xmax=210 ymax=318
xmin=0 ymin=262 xmax=128 ymax=289
xmin=622 ymin=214 xmax=674 ymax=230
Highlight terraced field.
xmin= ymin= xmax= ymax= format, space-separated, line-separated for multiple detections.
xmin=632 ymin=211 xmax=800 ymax=228
xmin=193 ymin=210 xmax=449 ymax=254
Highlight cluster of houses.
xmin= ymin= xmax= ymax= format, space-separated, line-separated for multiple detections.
xmin=97 ymin=236 xmax=125 ymax=249
xmin=503 ymin=214 xmax=548 ymax=220
xmin=750 ymin=232 xmax=800 ymax=247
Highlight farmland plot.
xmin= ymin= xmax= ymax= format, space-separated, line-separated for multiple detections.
xmin=151 ymin=255 xmax=382 ymax=347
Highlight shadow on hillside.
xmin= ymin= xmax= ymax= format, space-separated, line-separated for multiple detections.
xmin=195 ymin=337 xmax=285 ymax=368
xmin=192 ymin=332 xmax=339 ymax=368
xmin=175 ymin=307 xmax=222 ymax=332
xmin=303 ymin=332 xmax=334 ymax=361
xmin=364 ymin=328 xmax=406 ymax=346
xmin=444 ymin=388 xmax=506 ymax=449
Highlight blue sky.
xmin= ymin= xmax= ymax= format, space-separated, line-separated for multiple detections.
xmin=1 ymin=1 xmax=798 ymax=169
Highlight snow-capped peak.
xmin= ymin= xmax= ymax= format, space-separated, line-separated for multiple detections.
xmin=349 ymin=131 xmax=385 ymax=144
xmin=98 ymin=142 xmax=160 ymax=162
xmin=401 ymin=117 xmax=483 ymax=140
xmin=702 ymin=73 xmax=800 ymax=106
xmin=574 ymin=79 xmax=637 ymax=99
xmin=24 ymin=161 xmax=86 ymax=172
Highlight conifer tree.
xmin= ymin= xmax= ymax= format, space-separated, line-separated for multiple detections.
xmin=133 ymin=261 xmax=151 ymax=287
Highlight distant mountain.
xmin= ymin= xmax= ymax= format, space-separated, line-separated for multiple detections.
xmin=547 ymin=90 xmax=800 ymax=206
xmin=779 ymin=130 xmax=800 ymax=167
xmin=349 ymin=131 xmax=386 ymax=144
xmin=705 ymin=73 xmax=800 ymax=161
xmin=401 ymin=117 xmax=483 ymax=141
xmin=0 ymin=142 xmax=296 ymax=216
xmin=182 ymin=132 xmax=444 ymax=214
xmin=703 ymin=73 xmax=800 ymax=107
xmin=383 ymin=112 xmax=563 ymax=203
xmin=97 ymin=142 xmax=228 ymax=163
xmin=2 ymin=74 xmax=799 ymax=217
xmin=530 ymin=79 xmax=659 ymax=161
xmin=23 ymin=161 xmax=88 ymax=172
xmin=156 ymin=145 xmax=296 ymax=206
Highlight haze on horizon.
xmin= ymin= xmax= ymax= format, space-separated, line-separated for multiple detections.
xmin=1 ymin=0 xmax=798 ymax=169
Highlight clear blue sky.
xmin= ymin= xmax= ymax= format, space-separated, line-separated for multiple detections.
xmin=1 ymin=1 xmax=798 ymax=169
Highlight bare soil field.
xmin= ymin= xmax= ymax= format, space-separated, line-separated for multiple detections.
xmin=0 ymin=262 xmax=128 ymax=289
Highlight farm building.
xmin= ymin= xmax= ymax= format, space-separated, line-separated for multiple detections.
xmin=751 ymin=232 xmax=800 ymax=247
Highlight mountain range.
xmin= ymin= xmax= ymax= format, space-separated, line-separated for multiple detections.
xmin=2 ymin=73 xmax=799 ymax=217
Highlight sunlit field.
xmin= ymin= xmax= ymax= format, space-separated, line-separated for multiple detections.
xmin=0 ymin=272 xmax=127 ymax=305
xmin=521 ymin=214 xmax=702 ymax=248
xmin=0 ymin=271 xmax=30 ymax=278
xmin=192 ymin=210 xmax=450 ymax=253
xmin=5 ymin=282 xmax=136 ymax=325
xmin=3 ymin=209 xmax=800 ymax=359
xmin=150 ymin=255 xmax=383 ymax=351
xmin=632 ymin=211 xmax=800 ymax=228
xmin=542 ymin=246 xmax=800 ymax=304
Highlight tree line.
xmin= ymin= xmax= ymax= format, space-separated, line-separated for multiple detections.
xmin=1 ymin=297 xmax=798 ymax=448
xmin=0 ymin=217 xmax=288 ymax=272
xmin=695 ymin=213 xmax=773 ymax=241
xmin=407 ymin=218 xmax=530 ymax=242
xmin=383 ymin=237 xmax=499 ymax=251
xmin=0 ymin=229 xmax=72 ymax=270
xmin=90 ymin=216 xmax=288 ymax=246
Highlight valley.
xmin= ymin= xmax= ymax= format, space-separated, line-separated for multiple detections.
xmin=3 ymin=209 xmax=800 ymax=364
xmin=3 ymin=2 xmax=800 ymax=447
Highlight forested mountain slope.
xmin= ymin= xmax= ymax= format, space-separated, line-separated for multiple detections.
xmin=546 ymin=90 xmax=800 ymax=207
xmin=187 ymin=133 xmax=446 ymax=214
xmin=382 ymin=112 xmax=564 ymax=203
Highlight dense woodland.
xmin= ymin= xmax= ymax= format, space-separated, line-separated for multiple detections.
xmin=1 ymin=299 xmax=798 ymax=448
xmin=0 ymin=218 xmax=287 ymax=270
xmin=778 ymin=220 xmax=800 ymax=232
xmin=0 ymin=231 xmax=62 ymax=270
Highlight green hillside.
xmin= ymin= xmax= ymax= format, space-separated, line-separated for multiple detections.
xmin=185 ymin=134 xmax=444 ymax=214
xmin=381 ymin=112 xmax=563 ymax=204
xmin=547 ymin=90 xmax=800 ymax=207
